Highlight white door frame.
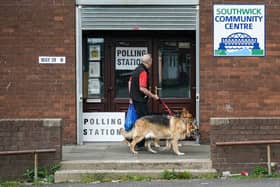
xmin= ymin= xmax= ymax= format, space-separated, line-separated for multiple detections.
xmin=75 ymin=1 xmax=200 ymax=144
xmin=76 ymin=5 xmax=83 ymax=145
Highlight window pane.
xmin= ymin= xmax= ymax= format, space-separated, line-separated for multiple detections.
xmin=115 ymin=42 xmax=148 ymax=98
xmin=84 ymin=38 xmax=104 ymax=99
xmin=158 ymin=41 xmax=191 ymax=98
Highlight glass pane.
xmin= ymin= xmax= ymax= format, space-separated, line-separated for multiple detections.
xmin=158 ymin=41 xmax=191 ymax=98
xmin=84 ymin=38 xmax=104 ymax=98
xmin=115 ymin=42 xmax=148 ymax=98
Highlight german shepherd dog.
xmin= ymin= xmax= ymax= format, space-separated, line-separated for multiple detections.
xmin=121 ymin=108 xmax=197 ymax=155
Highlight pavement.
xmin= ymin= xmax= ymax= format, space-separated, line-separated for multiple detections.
xmin=62 ymin=141 xmax=210 ymax=161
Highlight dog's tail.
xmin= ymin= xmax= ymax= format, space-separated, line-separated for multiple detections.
xmin=120 ymin=128 xmax=134 ymax=139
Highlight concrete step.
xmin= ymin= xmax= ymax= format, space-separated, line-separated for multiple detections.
xmin=55 ymin=168 xmax=217 ymax=183
xmin=55 ymin=159 xmax=216 ymax=183
xmin=60 ymin=159 xmax=213 ymax=170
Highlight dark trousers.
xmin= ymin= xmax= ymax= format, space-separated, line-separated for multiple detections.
xmin=133 ymin=100 xmax=149 ymax=118
xmin=133 ymin=100 xmax=149 ymax=147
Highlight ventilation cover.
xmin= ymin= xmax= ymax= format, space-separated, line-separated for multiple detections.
xmin=80 ymin=5 xmax=197 ymax=30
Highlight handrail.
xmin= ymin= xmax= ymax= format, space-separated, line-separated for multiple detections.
xmin=216 ymin=140 xmax=280 ymax=146
xmin=0 ymin=148 xmax=56 ymax=155
xmin=215 ymin=139 xmax=280 ymax=175
xmin=0 ymin=148 xmax=57 ymax=181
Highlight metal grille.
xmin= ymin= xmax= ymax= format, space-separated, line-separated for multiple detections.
xmin=80 ymin=5 xmax=197 ymax=30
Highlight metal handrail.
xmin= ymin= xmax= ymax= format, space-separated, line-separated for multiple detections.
xmin=216 ymin=140 xmax=280 ymax=175
xmin=0 ymin=148 xmax=57 ymax=181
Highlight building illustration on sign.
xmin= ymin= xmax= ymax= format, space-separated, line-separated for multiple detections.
xmin=216 ymin=32 xmax=263 ymax=56
xmin=213 ymin=4 xmax=265 ymax=56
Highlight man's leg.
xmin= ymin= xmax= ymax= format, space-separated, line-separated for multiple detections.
xmin=133 ymin=101 xmax=149 ymax=148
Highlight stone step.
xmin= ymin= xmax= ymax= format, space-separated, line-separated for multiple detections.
xmin=55 ymin=168 xmax=217 ymax=183
xmin=60 ymin=159 xmax=213 ymax=170
xmin=55 ymin=159 xmax=216 ymax=183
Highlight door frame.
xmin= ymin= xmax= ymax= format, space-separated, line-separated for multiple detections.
xmin=76 ymin=23 xmax=200 ymax=145
xmin=107 ymin=33 xmax=196 ymax=115
xmin=76 ymin=6 xmax=83 ymax=145
xmin=195 ymin=6 xmax=200 ymax=141
xmin=76 ymin=30 xmax=200 ymax=144
xmin=151 ymin=37 xmax=196 ymax=115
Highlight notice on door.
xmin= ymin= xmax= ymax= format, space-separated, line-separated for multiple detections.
xmin=115 ymin=47 xmax=148 ymax=70
xmin=83 ymin=112 xmax=125 ymax=142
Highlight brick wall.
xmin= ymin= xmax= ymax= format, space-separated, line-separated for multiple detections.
xmin=1 ymin=0 xmax=280 ymax=145
xmin=0 ymin=1 xmax=76 ymax=144
xmin=210 ymin=118 xmax=280 ymax=173
xmin=0 ymin=119 xmax=62 ymax=179
xmin=200 ymin=1 xmax=280 ymax=143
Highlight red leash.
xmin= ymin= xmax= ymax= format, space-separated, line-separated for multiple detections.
xmin=158 ymin=98 xmax=175 ymax=116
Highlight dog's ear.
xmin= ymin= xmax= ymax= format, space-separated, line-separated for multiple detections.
xmin=180 ymin=107 xmax=187 ymax=118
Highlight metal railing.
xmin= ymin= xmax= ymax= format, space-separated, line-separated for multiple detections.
xmin=0 ymin=149 xmax=57 ymax=181
xmin=216 ymin=140 xmax=280 ymax=175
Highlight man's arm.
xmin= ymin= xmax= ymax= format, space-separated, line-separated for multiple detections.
xmin=128 ymin=76 xmax=133 ymax=103
xmin=139 ymin=71 xmax=159 ymax=100
xmin=128 ymin=76 xmax=132 ymax=94
xmin=140 ymin=87 xmax=159 ymax=100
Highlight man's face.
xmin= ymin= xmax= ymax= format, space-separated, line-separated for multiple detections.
xmin=145 ymin=56 xmax=152 ymax=69
xmin=147 ymin=59 xmax=152 ymax=69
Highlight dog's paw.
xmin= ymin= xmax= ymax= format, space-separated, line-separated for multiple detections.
xmin=148 ymin=149 xmax=158 ymax=154
xmin=154 ymin=143 xmax=161 ymax=148
xmin=132 ymin=151 xmax=138 ymax=154
xmin=176 ymin=152 xmax=185 ymax=156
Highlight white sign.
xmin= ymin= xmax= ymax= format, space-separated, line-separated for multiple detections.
xmin=39 ymin=56 xmax=66 ymax=64
xmin=213 ymin=4 xmax=265 ymax=56
xmin=115 ymin=47 xmax=148 ymax=70
xmin=88 ymin=79 xmax=100 ymax=95
xmin=83 ymin=112 xmax=125 ymax=142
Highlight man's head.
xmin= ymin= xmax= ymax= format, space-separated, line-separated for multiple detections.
xmin=142 ymin=54 xmax=152 ymax=69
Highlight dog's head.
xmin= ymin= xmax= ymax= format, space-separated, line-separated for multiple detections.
xmin=180 ymin=108 xmax=199 ymax=138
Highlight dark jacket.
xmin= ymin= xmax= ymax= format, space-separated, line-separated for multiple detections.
xmin=130 ymin=63 xmax=149 ymax=102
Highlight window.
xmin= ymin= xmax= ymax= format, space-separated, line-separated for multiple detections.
xmin=83 ymin=38 xmax=104 ymax=99
xmin=158 ymin=41 xmax=191 ymax=98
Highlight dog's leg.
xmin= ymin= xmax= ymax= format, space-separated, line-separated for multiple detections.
xmin=120 ymin=128 xmax=134 ymax=147
xmin=153 ymin=138 xmax=161 ymax=148
xmin=122 ymin=138 xmax=131 ymax=146
xmin=147 ymin=139 xmax=158 ymax=154
xmin=171 ymin=139 xmax=184 ymax=156
xmin=160 ymin=139 xmax=171 ymax=151
xmin=129 ymin=136 xmax=144 ymax=154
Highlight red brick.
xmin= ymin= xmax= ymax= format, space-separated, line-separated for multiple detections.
xmin=0 ymin=1 xmax=75 ymax=144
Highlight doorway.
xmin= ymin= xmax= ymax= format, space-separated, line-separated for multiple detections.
xmin=82 ymin=31 xmax=196 ymax=116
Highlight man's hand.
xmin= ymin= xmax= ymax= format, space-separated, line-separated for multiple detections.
xmin=140 ymin=87 xmax=159 ymax=100
xmin=129 ymin=98 xmax=133 ymax=104
xmin=153 ymin=94 xmax=159 ymax=100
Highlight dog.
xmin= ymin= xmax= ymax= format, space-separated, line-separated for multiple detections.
xmin=121 ymin=108 xmax=197 ymax=155
xmin=144 ymin=109 xmax=198 ymax=153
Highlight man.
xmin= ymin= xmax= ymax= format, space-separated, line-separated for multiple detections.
xmin=128 ymin=54 xmax=159 ymax=147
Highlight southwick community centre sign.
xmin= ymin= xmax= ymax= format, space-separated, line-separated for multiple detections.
xmin=213 ymin=4 xmax=265 ymax=56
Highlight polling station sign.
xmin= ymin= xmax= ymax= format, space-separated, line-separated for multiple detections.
xmin=213 ymin=4 xmax=265 ymax=56
xmin=115 ymin=47 xmax=148 ymax=70
xmin=83 ymin=112 xmax=125 ymax=142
